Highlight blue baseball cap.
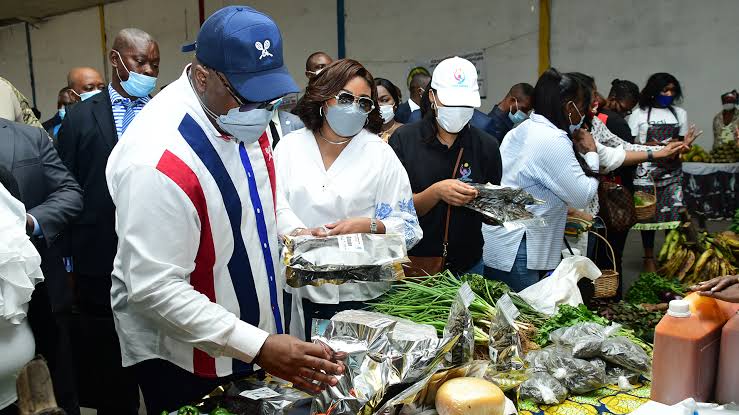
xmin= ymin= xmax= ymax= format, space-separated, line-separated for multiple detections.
xmin=182 ymin=6 xmax=299 ymax=102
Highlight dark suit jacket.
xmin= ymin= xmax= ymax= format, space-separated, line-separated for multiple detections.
xmin=0 ymin=118 xmax=83 ymax=309
xmin=57 ymin=87 xmax=119 ymax=278
xmin=395 ymin=101 xmax=423 ymax=124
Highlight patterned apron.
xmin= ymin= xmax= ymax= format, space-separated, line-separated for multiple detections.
xmin=634 ymin=107 xmax=683 ymax=224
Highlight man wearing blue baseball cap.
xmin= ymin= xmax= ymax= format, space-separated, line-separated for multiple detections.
xmin=105 ymin=6 xmax=343 ymax=413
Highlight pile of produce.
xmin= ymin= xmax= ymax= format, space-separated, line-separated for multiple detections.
xmin=708 ymin=141 xmax=739 ymax=163
xmin=372 ymin=272 xmax=546 ymax=346
xmin=596 ymin=301 xmax=665 ymax=343
xmin=624 ymin=272 xmax=684 ymax=305
xmin=681 ymin=144 xmax=709 ymax=162
xmin=532 ymin=304 xmax=652 ymax=355
xmin=658 ymin=228 xmax=739 ymax=285
xmin=520 ymin=322 xmax=651 ymax=405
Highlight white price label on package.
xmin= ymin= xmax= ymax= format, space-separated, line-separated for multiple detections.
xmin=337 ymin=234 xmax=365 ymax=253
xmin=239 ymin=387 xmax=280 ymax=400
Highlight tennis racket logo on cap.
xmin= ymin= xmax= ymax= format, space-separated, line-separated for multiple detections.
xmin=255 ymin=40 xmax=273 ymax=60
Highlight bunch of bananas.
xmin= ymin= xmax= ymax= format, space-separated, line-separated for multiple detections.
xmin=658 ymin=229 xmax=739 ymax=284
xmin=681 ymin=144 xmax=709 ymax=162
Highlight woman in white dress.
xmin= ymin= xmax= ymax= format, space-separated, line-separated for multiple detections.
xmin=0 ymin=170 xmax=43 ymax=413
xmin=275 ymin=59 xmax=422 ymax=340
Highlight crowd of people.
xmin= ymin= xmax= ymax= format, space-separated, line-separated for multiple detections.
xmin=1 ymin=4 xmax=739 ymax=415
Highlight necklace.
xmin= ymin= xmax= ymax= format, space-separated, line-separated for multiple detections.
xmin=317 ymin=130 xmax=351 ymax=145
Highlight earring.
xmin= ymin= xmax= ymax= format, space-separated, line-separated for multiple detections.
xmin=319 ymin=106 xmax=323 ymax=116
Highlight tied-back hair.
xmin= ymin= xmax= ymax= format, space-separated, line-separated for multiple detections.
xmin=639 ymin=72 xmax=682 ymax=109
xmin=294 ymin=58 xmax=383 ymax=134
xmin=609 ymin=79 xmax=639 ymax=103
xmin=374 ymin=78 xmax=402 ymax=109
xmin=534 ymin=68 xmax=597 ymax=177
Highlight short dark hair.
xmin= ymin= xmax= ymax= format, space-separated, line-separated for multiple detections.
xmin=305 ymin=51 xmax=331 ymax=71
xmin=639 ymin=72 xmax=682 ymax=109
xmin=374 ymin=78 xmax=402 ymax=106
xmin=294 ymin=58 xmax=382 ymax=134
xmin=510 ymin=83 xmax=534 ymax=99
xmin=409 ymin=73 xmax=430 ymax=91
xmin=608 ymin=79 xmax=640 ymax=103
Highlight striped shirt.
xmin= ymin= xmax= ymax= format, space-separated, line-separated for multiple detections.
xmin=482 ymin=113 xmax=599 ymax=272
xmin=106 ymin=67 xmax=280 ymax=377
xmin=108 ymin=83 xmax=150 ymax=139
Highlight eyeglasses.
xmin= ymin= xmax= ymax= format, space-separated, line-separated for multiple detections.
xmin=214 ymin=70 xmax=283 ymax=112
xmin=335 ymin=91 xmax=375 ymax=114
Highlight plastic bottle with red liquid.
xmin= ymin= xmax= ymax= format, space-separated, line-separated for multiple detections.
xmin=651 ymin=296 xmax=727 ymax=404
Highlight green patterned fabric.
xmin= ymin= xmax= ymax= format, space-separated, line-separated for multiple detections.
xmin=519 ymin=382 xmax=651 ymax=415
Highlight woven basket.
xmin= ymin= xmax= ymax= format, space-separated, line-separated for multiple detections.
xmin=634 ymin=180 xmax=657 ymax=222
xmin=589 ymin=231 xmax=619 ymax=299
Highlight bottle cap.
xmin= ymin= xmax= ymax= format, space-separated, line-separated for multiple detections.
xmin=667 ymin=300 xmax=691 ymax=318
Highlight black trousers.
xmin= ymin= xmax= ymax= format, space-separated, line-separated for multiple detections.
xmin=26 ymin=282 xmax=80 ymax=415
xmin=301 ymin=298 xmax=368 ymax=342
xmin=71 ymin=274 xmax=139 ymax=415
xmin=134 ymin=359 xmax=244 ymax=415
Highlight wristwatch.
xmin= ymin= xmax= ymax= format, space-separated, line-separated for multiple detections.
xmin=647 ymin=149 xmax=654 ymax=162
xmin=370 ymin=218 xmax=378 ymax=234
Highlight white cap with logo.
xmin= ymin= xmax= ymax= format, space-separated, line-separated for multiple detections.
xmin=431 ymin=56 xmax=481 ymax=108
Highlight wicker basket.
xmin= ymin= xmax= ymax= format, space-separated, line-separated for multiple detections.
xmin=589 ymin=231 xmax=619 ymax=299
xmin=634 ymin=180 xmax=657 ymax=221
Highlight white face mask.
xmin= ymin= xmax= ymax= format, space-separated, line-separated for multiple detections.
xmin=379 ymin=105 xmax=395 ymax=123
xmin=432 ymin=93 xmax=473 ymax=133
xmin=723 ymin=103 xmax=736 ymax=111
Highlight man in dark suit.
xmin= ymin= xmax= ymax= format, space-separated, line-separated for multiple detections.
xmin=42 ymin=87 xmax=79 ymax=141
xmin=57 ymin=27 xmax=160 ymax=415
xmin=487 ymin=82 xmax=534 ymax=141
xmin=395 ymin=73 xmax=430 ymax=124
xmin=0 ymin=118 xmax=83 ymax=415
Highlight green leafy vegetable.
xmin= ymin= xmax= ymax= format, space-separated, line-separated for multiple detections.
xmin=625 ymin=272 xmax=685 ymax=305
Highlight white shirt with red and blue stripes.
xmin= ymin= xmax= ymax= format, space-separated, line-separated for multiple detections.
xmin=106 ymin=66 xmax=282 ymax=378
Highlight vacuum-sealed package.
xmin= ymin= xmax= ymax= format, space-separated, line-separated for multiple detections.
xmin=549 ymin=322 xmax=620 ymax=359
xmin=488 ymin=294 xmax=525 ymax=371
xmin=525 ymin=346 xmax=606 ymax=394
xmin=519 ymin=372 xmax=568 ymax=405
xmin=599 ymin=336 xmax=651 ymax=374
xmin=463 ymin=183 xmax=545 ymax=226
xmin=443 ymin=283 xmax=475 ymax=367
xmin=282 ymin=233 xmax=408 ymax=288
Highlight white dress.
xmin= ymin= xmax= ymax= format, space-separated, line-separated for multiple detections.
xmin=0 ymin=184 xmax=43 ymax=409
xmin=275 ymin=128 xmax=423 ymax=339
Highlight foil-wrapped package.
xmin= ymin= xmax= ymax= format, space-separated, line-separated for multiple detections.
xmin=310 ymin=310 xmax=456 ymax=415
xmin=463 ymin=183 xmax=545 ymax=226
xmin=282 ymin=233 xmax=409 ymax=288
xmin=197 ymin=375 xmax=311 ymax=415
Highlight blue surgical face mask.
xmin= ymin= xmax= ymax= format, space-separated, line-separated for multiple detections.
xmin=58 ymin=107 xmax=66 ymax=119
xmin=189 ymin=74 xmax=277 ymax=144
xmin=656 ymin=94 xmax=674 ymax=107
xmin=325 ymin=103 xmax=368 ymax=137
xmin=114 ymin=50 xmax=157 ymax=98
xmin=73 ymin=89 xmax=101 ymax=101
xmin=508 ymin=97 xmax=528 ymax=124
xmin=568 ymin=101 xmax=585 ymax=134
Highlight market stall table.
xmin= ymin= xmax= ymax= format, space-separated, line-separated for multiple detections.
xmin=683 ymin=162 xmax=739 ymax=219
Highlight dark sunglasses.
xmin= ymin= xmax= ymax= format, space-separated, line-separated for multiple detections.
xmin=214 ymin=71 xmax=283 ymax=112
xmin=335 ymin=91 xmax=375 ymax=114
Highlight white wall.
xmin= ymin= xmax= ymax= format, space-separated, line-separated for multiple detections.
xmin=550 ymin=0 xmax=739 ymax=148
xmin=0 ymin=0 xmax=737 ymax=144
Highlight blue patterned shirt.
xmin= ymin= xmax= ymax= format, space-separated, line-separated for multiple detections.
xmin=108 ymin=83 xmax=150 ymax=139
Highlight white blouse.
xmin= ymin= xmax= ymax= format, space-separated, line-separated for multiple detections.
xmin=275 ymin=128 xmax=422 ymax=338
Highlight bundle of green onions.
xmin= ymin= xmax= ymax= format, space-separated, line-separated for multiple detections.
xmin=371 ymin=272 xmax=547 ymax=344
